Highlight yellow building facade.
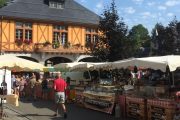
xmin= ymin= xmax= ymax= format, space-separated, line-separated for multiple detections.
xmin=0 ymin=0 xmax=99 ymax=65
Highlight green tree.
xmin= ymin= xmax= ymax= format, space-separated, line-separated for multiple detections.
xmin=151 ymin=23 xmax=166 ymax=55
xmin=128 ymin=24 xmax=150 ymax=57
xmin=0 ymin=0 xmax=7 ymax=8
xmin=151 ymin=17 xmax=180 ymax=55
xmin=168 ymin=17 xmax=179 ymax=54
xmin=92 ymin=0 xmax=128 ymax=61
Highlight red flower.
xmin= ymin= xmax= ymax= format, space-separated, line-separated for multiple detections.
xmin=24 ymin=39 xmax=32 ymax=44
xmin=15 ymin=39 xmax=23 ymax=46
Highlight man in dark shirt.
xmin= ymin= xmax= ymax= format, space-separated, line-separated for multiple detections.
xmin=53 ymin=72 xmax=67 ymax=118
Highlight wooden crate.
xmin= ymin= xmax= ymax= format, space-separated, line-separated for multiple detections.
xmin=147 ymin=99 xmax=176 ymax=120
xmin=126 ymin=96 xmax=147 ymax=120
xmin=6 ymin=94 xmax=19 ymax=107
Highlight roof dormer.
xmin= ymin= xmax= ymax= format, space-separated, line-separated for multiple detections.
xmin=49 ymin=0 xmax=65 ymax=9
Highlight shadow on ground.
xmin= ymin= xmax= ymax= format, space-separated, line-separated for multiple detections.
xmin=9 ymin=98 xmax=118 ymax=120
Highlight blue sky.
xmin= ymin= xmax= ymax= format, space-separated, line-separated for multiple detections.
xmin=75 ymin=0 xmax=180 ymax=33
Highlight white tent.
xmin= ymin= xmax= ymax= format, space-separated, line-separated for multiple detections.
xmin=136 ymin=55 xmax=180 ymax=72
xmin=111 ymin=58 xmax=135 ymax=70
xmin=70 ymin=62 xmax=108 ymax=71
xmin=110 ymin=55 xmax=180 ymax=72
xmin=92 ymin=62 xmax=112 ymax=70
xmin=54 ymin=62 xmax=85 ymax=70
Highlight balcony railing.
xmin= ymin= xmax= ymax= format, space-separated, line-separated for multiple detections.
xmin=1 ymin=42 xmax=90 ymax=54
xmin=34 ymin=43 xmax=89 ymax=54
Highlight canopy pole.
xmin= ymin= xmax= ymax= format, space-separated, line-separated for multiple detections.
xmin=172 ymin=72 xmax=175 ymax=87
xmin=88 ymin=70 xmax=92 ymax=81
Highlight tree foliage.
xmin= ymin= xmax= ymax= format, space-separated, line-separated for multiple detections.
xmin=91 ymin=0 xmax=128 ymax=62
xmin=128 ymin=24 xmax=151 ymax=57
xmin=0 ymin=0 xmax=7 ymax=8
xmin=151 ymin=17 xmax=180 ymax=55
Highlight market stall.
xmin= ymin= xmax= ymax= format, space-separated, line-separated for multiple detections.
xmin=102 ymin=55 xmax=180 ymax=119
xmin=83 ymin=85 xmax=115 ymax=114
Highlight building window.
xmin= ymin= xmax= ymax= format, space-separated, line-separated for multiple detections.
xmin=15 ymin=22 xmax=32 ymax=44
xmin=49 ymin=1 xmax=57 ymax=8
xmin=52 ymin=25 xmax=68 ymax=48
xmin=85 ymin=28 xmax=98 ymax=48
xmin=49 ymin=1 xmax=65 ymax=9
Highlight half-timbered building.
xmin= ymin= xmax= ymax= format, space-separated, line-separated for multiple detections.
xmin=0 ymin=0 xmax=99 ymax=66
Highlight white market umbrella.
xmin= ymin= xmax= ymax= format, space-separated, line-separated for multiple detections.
xmin=0 ymin=55 xmax=45 ymax=71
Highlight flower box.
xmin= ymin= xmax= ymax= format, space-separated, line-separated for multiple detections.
xmin=24 ymin=39 xmax=32 ymax=44
xmin=15 ymin=39 xmax=23 ymax=46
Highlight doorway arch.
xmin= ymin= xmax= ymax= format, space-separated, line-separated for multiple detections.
xmin=45 ymin=57 xmax=72 ymax=66
xmin=17 ymin=56 xmax=39 ymax=62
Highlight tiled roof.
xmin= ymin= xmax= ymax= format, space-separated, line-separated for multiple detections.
xmin=0 ymin=0 xmax=100 ymax=25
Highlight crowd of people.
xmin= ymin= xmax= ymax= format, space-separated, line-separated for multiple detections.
xmin=11 ymin=73 xmax=36 ymax=101
xmin=10 ymin=72 xmax=68 ymax=119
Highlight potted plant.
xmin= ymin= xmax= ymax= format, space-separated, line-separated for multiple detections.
xmin=63 ymin=42 xmax=71 ymax=48
xmin=43 ymin=40 xmax=51 ymax=47
xmin=15 ymin=39 xmax=23 ymax=46
xmin=52 ymin=41 xmax=60 ymax=49
xmin=24 ymin=39 xmax=32 ymax=45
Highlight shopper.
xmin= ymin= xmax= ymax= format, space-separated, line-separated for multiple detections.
xmin=29 ymin=73 xmax=37 ymax=101
xmin=41 ymin=76 xmax=49 ymax=100
xmin=19 ymin=76 xmax=27 ymax=98
xmin=14 ymin=75 xmax=20 ymax=98
xmin=53 ymin=72 xmax=67 ymax=118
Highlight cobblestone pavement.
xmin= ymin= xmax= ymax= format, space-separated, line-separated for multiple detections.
xmin=2 ymin=99 xmax=118 ymax=120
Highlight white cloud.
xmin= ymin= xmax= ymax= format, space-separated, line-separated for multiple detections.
xmin=141 ymin=12 xmax=151 ymax=16
xmin=140 ymin=12 xmax=155 ymax=19
xmin=117 ymin=10 xmax=121 ymax=15
xmin=159 ymin=17 xmax=165 ymax=22
xmin=158 ymin=13 xmax=162 ymax=17
xmin=133 ymin=19 xmax=138 ymax=22
xmin=125 ymin=7 xmax=136 ymax=14
xmin=167 ymin=13 xmax=174 ymax=17
xmin=79 ymin=0 xmax=87 ymax=4
xmin=94 ymin=1 xmax=104 ymax=14
xmin=124 ymin=18 xmax=131 ymax=23
xmin=158 ymin=6 xmax=167 ymax=10
xmin=132 ymin=0 xmax=144 ymax=4
xmin=96 ymin=2 xmax=103 ymax=9
xmin=147 ymin=2 xmax=155 ymax=6
xmin=165 ymin=0 xmax=180 ymax=7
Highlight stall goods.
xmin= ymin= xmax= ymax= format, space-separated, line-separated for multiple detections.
xmin=74 ymin=85 xmax=85 ymax=106
xmin=83 ymin=91 xmax=115 ymax=114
